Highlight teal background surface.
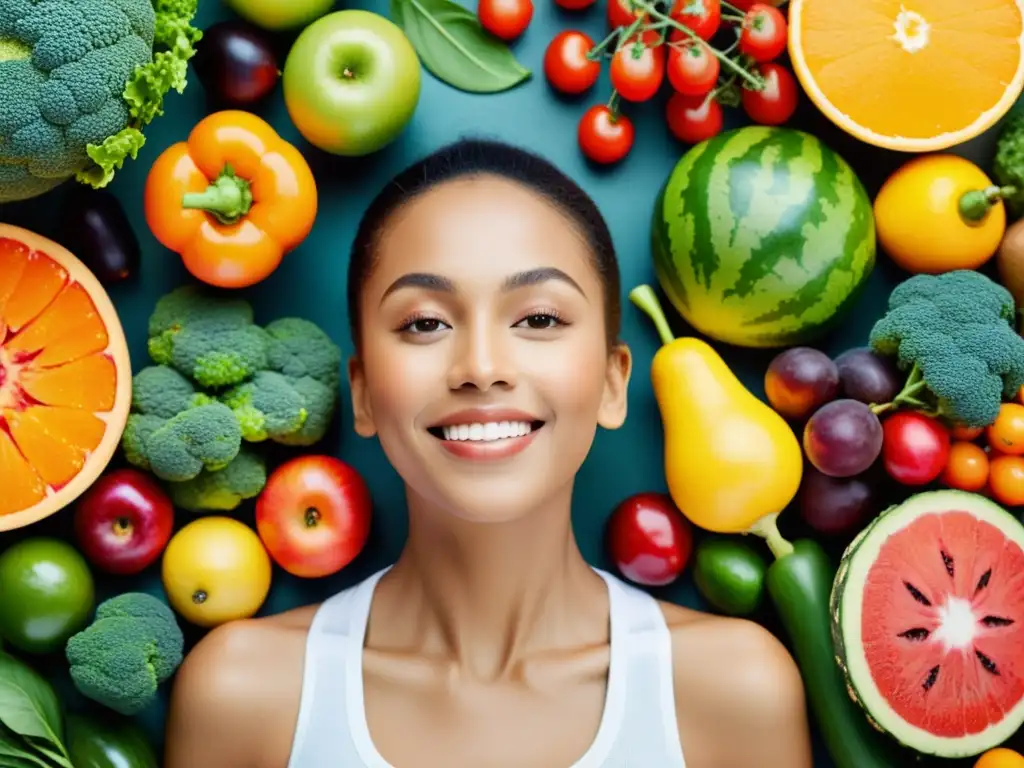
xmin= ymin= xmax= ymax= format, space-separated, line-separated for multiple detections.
xmin=1 ymin=0 xmax=1022 ymax=765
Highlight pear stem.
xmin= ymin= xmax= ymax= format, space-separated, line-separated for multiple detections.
xmin=629 ymin=285 xmax=676 ymax=346
xmin=748 ymin=514 xmax=794 ymax=559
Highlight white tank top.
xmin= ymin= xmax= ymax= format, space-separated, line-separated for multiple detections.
xmin=286 ymin=567 xmax=687 ymax=768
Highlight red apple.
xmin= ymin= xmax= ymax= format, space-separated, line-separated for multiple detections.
xmin=74 ymin=468 xmax=175 ymax=575
xmin=256 ymin=455 xmax=372 ymax=579
xmin=605 ymin=492 xmax=693 ymax=587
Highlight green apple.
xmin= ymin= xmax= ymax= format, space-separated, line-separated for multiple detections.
xmin=223 ymin=0 xmax=336 ymax=31
xmin=283 ymin=10 xmax=421 ymax=157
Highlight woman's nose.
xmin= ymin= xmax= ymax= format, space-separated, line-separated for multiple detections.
xmin=446 ymin=324 xmax=516 ymax=392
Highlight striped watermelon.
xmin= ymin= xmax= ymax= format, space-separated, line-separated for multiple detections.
xmin=652 ymin=126 xmax=876 ymax=348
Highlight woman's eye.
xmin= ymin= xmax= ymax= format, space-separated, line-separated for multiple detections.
xmin=406 ymin=318 xmax=447 ymax=334
xmin=518 ymin=314 xmax=561 ymax=330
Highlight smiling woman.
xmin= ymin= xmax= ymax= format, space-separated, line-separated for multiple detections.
xmin=162 ymin=138 xmax=814 ymax=768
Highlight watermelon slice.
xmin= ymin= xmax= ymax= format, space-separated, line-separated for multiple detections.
xmin=831 ymin=490 xmax=1024 ymax=759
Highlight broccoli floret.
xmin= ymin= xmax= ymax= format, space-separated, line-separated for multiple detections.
xmin=166 ymin=447 xmax=268 ymax=513
xmin=264 ymin=317 xmax=343 ymax=390
xmin=0 ymin=0 xmax=201 ymax=203
xmin=146 ymin=286 xmax=269 ymax=388
xmin=131 ymin=364 xmax=202 ymax=418
xmin=274 ymin=376 xmax=337 ymax=447
xmin=65 ymin=593 xmax=184 ymax=717
xmin=993 ymin=114 xmax=1024 ymax=220
xmin=868 ymin=270 xmax=1024 ymax=427
xmin=220 ymin=371 xmax=308 ymax=442
xmin=123 ymin=403 xmax=242 ymax=481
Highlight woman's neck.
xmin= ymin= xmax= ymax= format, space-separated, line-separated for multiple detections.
xmin=374 ymin=485 xmax=609 ymax=682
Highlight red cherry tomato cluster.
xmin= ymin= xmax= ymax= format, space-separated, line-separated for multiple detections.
xmin=543 ymin=0 xmax=799 ymax=164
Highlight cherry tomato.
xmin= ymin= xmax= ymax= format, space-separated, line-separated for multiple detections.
xmin=941 ymin=441 xmax=989 ymax=492
xmin=666 ymin=41 xmax=720 ymax=96
xmin=665 ymin=92 xmax=723 ymax=144
xmin=544 ymin=31 xmax=601 ymax=95
xmin=742 ymin=62 xmax=798 ymax=125
xmin=578 ymin=104 xmax=635 ymax=164
xmin=555 ymin=0 xmax=596 ymax=10
xmin=988 ymin=455 xmax=1024 ymax=506
xmin=951 ymin=423 xmax=985 ymax=441
xmin=739 ymin=3 xmax=788 ymax=63
xmin=478 ymin=0 xmax=533 ymax=40
xmin=610 ymin=40 xmax=665 ymax=102
xmin=986 ymin=403 xmax=1024 ymax=455
xmin=669 ymin=0 xmax=721 ymax=40
xmin=606 ymin=492 xmax=693 ymax=587
xmin=881 ymin=411 xmax=951 ymax=486
xmin=607 ymin=0 xmax=645 ymax=29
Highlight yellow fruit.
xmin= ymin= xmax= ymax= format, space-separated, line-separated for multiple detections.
xmin=976 ymin=747 xmax=1024 ymax=768
xmin=162 ymin=517 xmax=272 ymax=628
xmin=630 ymin=286 xmax=803 ymax=536
xmin=874 ymin=155 xmax=1008 ymax=274
xmin=788 ymin=0 xmax=1024 ymax=152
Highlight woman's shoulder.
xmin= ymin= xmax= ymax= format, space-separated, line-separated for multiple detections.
xmin=162 ymin=605 xmax=322 ymax=767
xmin=655 ymin=600 xmax=814 ymax=767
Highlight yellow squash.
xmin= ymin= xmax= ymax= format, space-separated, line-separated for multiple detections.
xmin=630 ymin=285 xmax=803 ymax=539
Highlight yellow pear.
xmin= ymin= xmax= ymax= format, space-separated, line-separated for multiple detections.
xmin=630 ymin=285 xmax=803 ymax=539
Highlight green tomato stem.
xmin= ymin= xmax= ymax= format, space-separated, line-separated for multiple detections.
xmin=959 ymin=185 xmax=1019 ymax=224
xmin=629 ymin=285 xmax=676 ymax=346
xmin=629 ymin=0 xmax=765 ymax=88
xmin=181 ymin=165 xmax=254 ymax=225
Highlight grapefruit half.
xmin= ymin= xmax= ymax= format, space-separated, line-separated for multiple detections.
xmin=0 ymin=224 xmax=132 ymax=532
xmin=788 ymin=0 xmax=1024 ymax=152
xmin=831 ymin=490 xmax=1024 ymax=758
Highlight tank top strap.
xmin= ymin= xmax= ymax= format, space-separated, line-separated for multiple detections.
xmin=591 ymin=569 xmax=687 ymax=767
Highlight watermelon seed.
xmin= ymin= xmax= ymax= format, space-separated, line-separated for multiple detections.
xmin=904 ymin=581 xmax=932 ymax=606
xmin=922 ymin=665 xmax=940 ymax=691
xmin=981 ymin=616 xmax=1015 ymax=628
xmin=975 ymin=650 xmax=1000 ymax=675
xmin=897 ymin=627 xmax=930 ymax=641
xmin=941 ymin=550 xmax=954 ymax=578
xmin=975 ymin=568 xmax=992 ymax=594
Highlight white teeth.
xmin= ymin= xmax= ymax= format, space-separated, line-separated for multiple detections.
xmin=441 ymin=421 xmax=533 ymax=442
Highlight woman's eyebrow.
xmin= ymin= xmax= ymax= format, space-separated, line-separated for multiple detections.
xmin=380 ymin=267 xmax=586 ymax=305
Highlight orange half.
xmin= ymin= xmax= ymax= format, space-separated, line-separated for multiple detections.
xmin=0 ymin=224 xmax=132 ymax=532
xmin=789 ymin=0 xmax=1024 ymax=152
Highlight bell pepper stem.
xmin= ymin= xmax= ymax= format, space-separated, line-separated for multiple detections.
xmin=749 ymin=514 xmax=795 ymax=559
xmin=959 ymin=185 xmax=1018 ymax=224
xmin=629 ymin=284 xmax=676 ymax=346
xmin=182 ymin=165 xmax=254 ymax=225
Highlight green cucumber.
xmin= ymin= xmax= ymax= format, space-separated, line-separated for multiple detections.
xmin=762 ymin=536 xmax=906 ymax=768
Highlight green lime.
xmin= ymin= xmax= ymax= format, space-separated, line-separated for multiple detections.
xmin=0 ymin=537 xmax=95 ymax=654
xmin=693 ymin=537 xmax=768 ymax=617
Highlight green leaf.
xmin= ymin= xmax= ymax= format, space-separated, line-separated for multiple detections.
xmin=0 ymin=654 xmax=67 ymax=762
xmin=0 ymin=722 xmax=58 ymax=768
xmin=390 ymin=0 xmax=530 ymax=93
xmin=23 ymin=737 xmax=73 ymax=768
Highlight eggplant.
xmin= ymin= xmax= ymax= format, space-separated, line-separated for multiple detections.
xmin=193 ymin=20 xmax=281 ymax=106
xmin=59 ymin=187 xmax=140 ymax=284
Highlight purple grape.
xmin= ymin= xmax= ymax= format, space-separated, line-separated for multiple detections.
xmin=833 ymin=347 xmax=903 ymax=405
xmin=803 ymin=399 xmax=884 ymax=478
xmin=764 ymin=347 xmax=840 ymax=421
xmin=798 ymin=466 xmax=879 ymax=537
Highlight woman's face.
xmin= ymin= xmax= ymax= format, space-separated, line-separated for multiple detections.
xmin=348 ymin=175 xmax=631 ymax=524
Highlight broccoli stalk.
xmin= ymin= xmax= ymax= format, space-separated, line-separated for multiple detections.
xmin=65 ymin=593 xmax=184 ymax=717
xmin=993 ymin=114 xmax=1024 ymax=221
xmin=867 ymin=270 xmax=1024 ymax=428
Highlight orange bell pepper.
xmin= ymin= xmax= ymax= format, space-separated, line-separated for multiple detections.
xmin=144 ymin=110 xmax=318 ymax=289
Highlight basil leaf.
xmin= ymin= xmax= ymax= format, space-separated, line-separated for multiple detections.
xmin=391 ymin=0 xmax=531 ymax=93
xmin=0 ymin=723 xmax=55 ymax=768
xmin=0 ymin=654 xmax=66 ymax=756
